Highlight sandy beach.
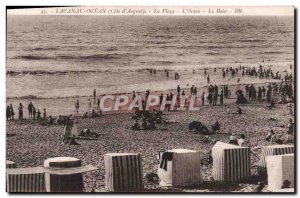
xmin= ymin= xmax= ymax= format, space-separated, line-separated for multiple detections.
xmin=6 ymin=84 xmax=294 ymax=192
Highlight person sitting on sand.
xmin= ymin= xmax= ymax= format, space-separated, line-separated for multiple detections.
xmin=238 ymin=134 xmax=246 ymax=147
xmin=287 ymin=118 xmax=294 ymax=135
xmin=48 ymin=116 xmax=54 ymax=125
xmin=37 ymin=109 xmax=41 ymax=119
xmin=132 ymin=120 xmax=141 ymax=130
xmin=142 ymin=119 xmax=149 ymax=130
xmin=229 ymin=133 xmax=238 ymax=145
xmin=68 ymin=135 xmax=80 ymax=145
xmin=266 ymin=130 xmax=283 ymax=144
xmin=55 ymin=115 xmax=63 ymax=125
xmin=148 ymin=120 xmax=156 ymax=130
xmin=284 ymin=133 xmax=294 ymax=144
xmin=64 ymin=115 xmax=74 ymax=138
xmin=91 ymin=109 xmax=100 ymax=118
xmin=237 ymin=107 xmax=243 ymax=114
xmin=267 ymin=99 xmax=275 ymax=109
xmin=82 ymin=112 xmax=88 ymax=118
xmin=80 ymin=129 xmax=91 ymax=137
xmin=211 ymin=121 xmax=220 ymax=133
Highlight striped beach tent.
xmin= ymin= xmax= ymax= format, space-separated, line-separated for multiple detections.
xmin=258 ymin=144 xmax=294 ymax=176
xmin=44 ymin=157 xmax=98 ymax=192
xmin=104 ymin=153 xmax=143 ymax=192
xmin=212 ymin=142 xmax=251 ymax=182
xmin=6 ymin=160 xmax=16 ymax=169
xmin=157 ymin=149 xmax=203 ymax=187
xmin=6 ymin=167 xmax=46 ymax=192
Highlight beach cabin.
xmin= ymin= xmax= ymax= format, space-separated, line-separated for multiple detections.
xmin=6 ymin=167 xmax=46 ymax=192
xmin=266 ymin=154 xmax=294 ymax=192
xmin=212 ymin=142 xmax=251 ymax=182
xmin=104 ymin=153 xmax=144 ymax=192
xmin=258 ymin=144 xmax=294 ymax=176
xmin=157 ymin=149 xmax=203 ymax=187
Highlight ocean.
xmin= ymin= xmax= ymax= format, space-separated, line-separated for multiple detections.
xmin=7 ymin=15 xmax=294 ymax=99
xmin=6 ymin=15 xmax=294 ymax=116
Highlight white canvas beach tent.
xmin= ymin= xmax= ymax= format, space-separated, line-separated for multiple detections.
xmin=157 ymin=149 xmax=203 ymax=187
xmin=266 ymin=154 xmax=294 ymax=192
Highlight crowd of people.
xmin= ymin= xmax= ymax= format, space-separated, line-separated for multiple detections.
xmin=6 ymin=102 xmax=46 ymax=122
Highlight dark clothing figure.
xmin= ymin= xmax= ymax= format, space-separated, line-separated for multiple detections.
xmin=220 ymin=90 xmax=224 ymax=105
xmin=37 ymin=109 xmax=41 ymax=119
xmin=97 ymin=98 xmax=100 ymax=108
xmin=28 ymin=102 xmax=33 ymax=118
xmin=236 ymin=90 xmax=248 ymax=104
xmin=201 ymin=92 xmax=205 ymax=106
xmin=18 ymin=103 xmax=23 ymax=120
xmin=69 ymin=135 xmax=80 ymax=145
xmin=160 ymin=152 xmax=173 ymax=171
xmin=93 ymin=89 xmax=96 ymax=100
xmin=177 ymin=85 xmax=181 ymax=95
xmin=43 ymin=108 xmax=46 ymax=118
xmin=132 ymin=120 xmax=140 ymax=130
xmin=6 ymin=106 xmax=11 ymax=121
xmin=10 ymin=105 xmax=15 ymax=120
xmin=32 ymin=107 xmax=36 ymax=119
xmin=213 ymin=93 xmax=218 ymax=105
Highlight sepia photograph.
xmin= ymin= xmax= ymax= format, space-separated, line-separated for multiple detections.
xmin=5 ymin=6 xmax=295 ymax=193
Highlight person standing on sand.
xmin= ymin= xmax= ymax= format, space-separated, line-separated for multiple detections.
xmin=262 ymin=86 xmax=266 ymax=97
xmin=207 ymin=75 xmax=210 ymax=83
xmin=37 ymin=109 xmax=41 ymax=119
xmin=258 ymin=87 xmax=262 ymax=100
xmin=10 ymin=104 xmax=15 ymax=120
xmin=194 ymin=87 xmax=197 ymax=96
xmin=213 ymin=93 xmax=218 ymax=106
xmin=6 ymin=105 xmax=11 ymax=121
xmin=177 ymin=85 xmax=181 ymax=95
xmin=220 ymin=89 xmax=224 ymax=105
xmin=97 ymin=98 xmax=100 ymax=108
xmin=88 ymin=99 xmax=92 ymax=110
xmin=159 ymin=93 xmax=163 ymax=105
xmin=18 ymin=103 xmax=24 ymax=121
xmin=204 ymin=68 xmax=207 ymax=75
xmin=32 ymin=106 xmax=36 ymax=119
xmin=190 ymin=85 xmax=194 ymax=95
xmin=201 ymin=92 xmax=205 ymax=106
xmin=28 ymin=101 xmax=33 ymax=118
xmin=75 ymin=100 xmax=80 ymax=114
xmin=93 ymin=89 xmax=96 ymax=101
xmin=43 ymin=108 xmax=46 ymax=118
